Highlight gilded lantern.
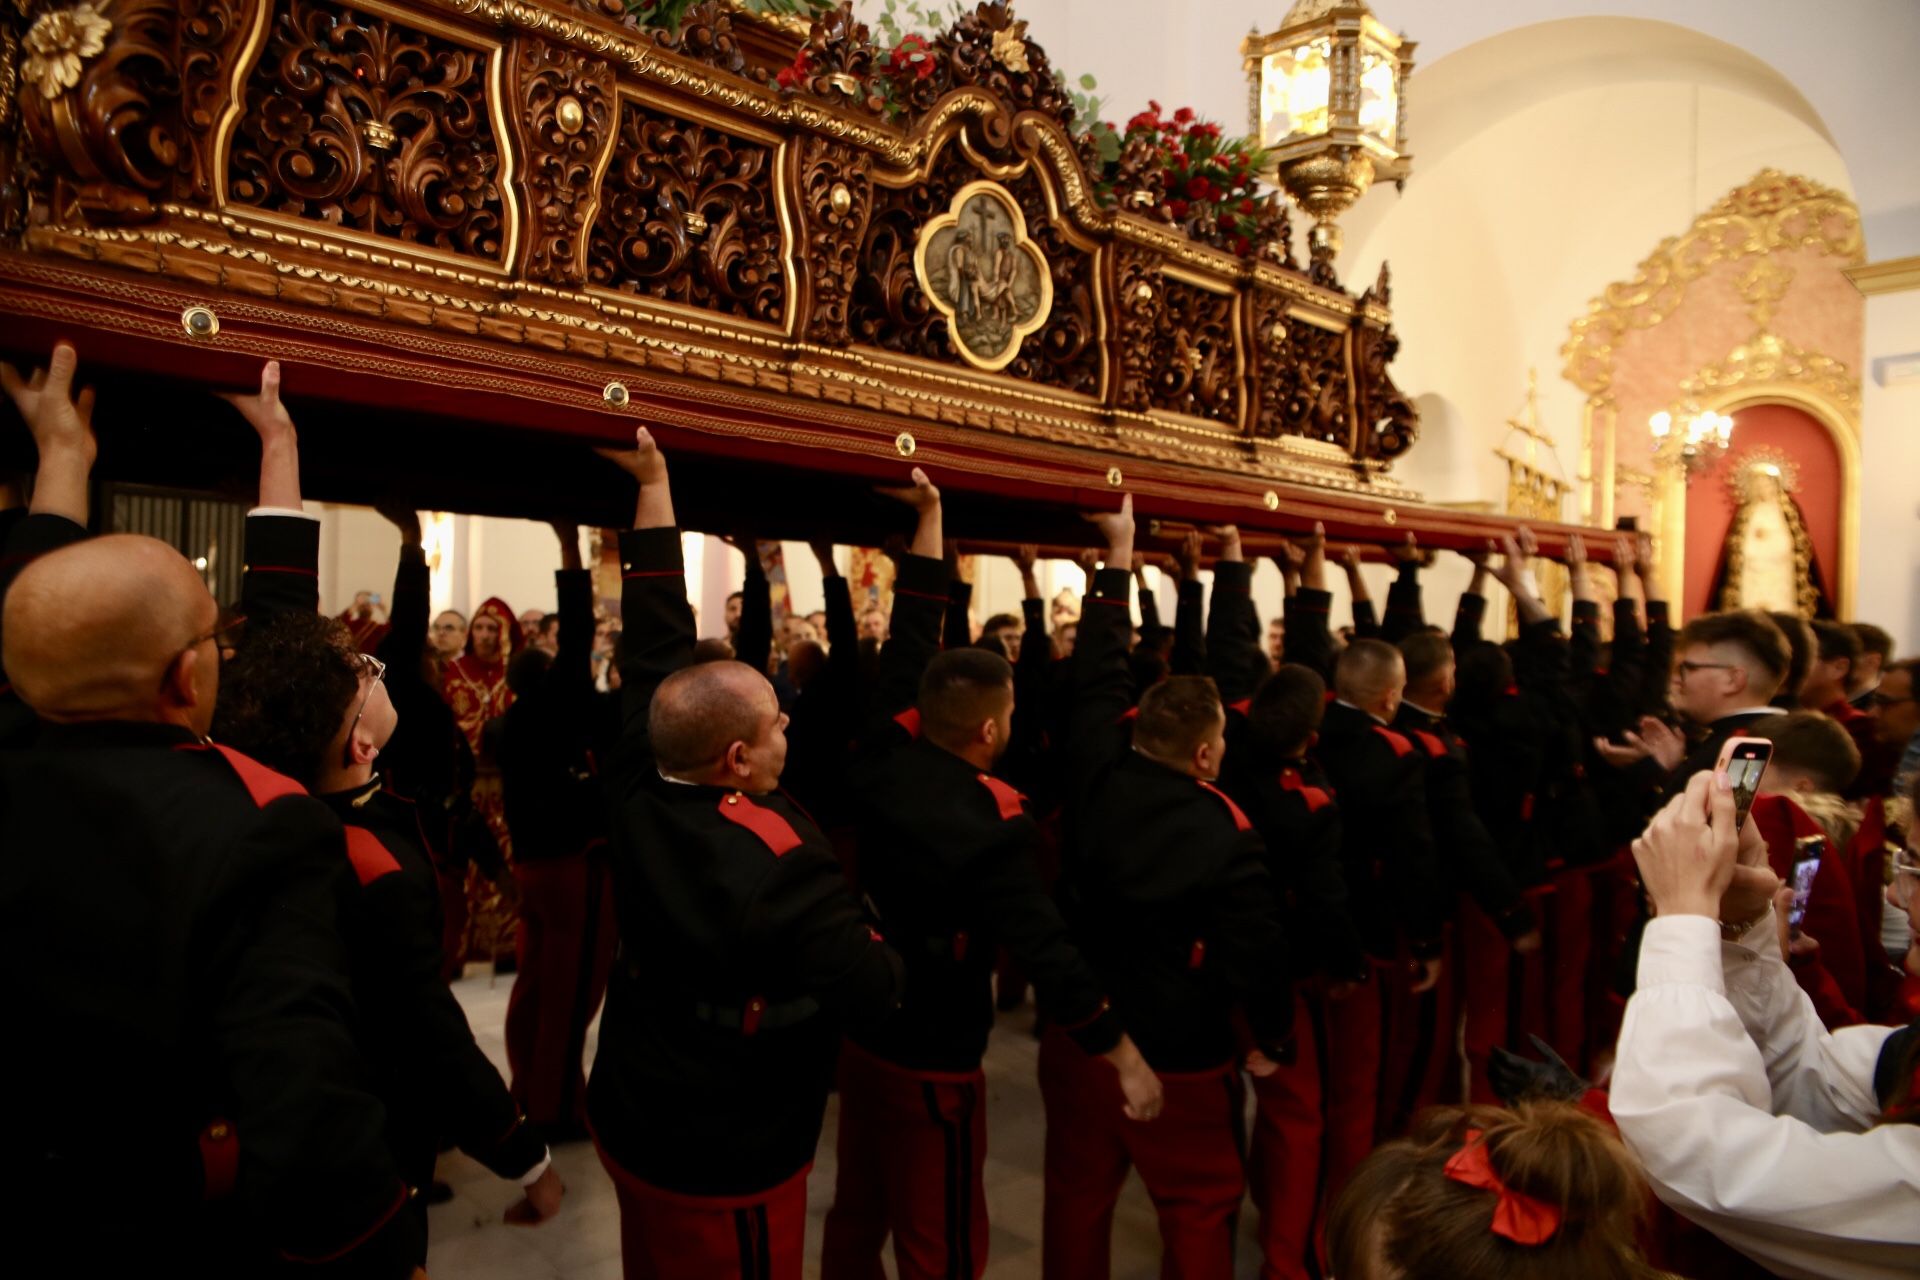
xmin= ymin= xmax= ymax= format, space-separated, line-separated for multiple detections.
xmin=1242 ymin=0 xmax=1414 ymax=283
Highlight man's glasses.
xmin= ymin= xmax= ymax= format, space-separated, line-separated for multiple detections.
xmin=1869 ymin=691 xmax=1916 ymax=710
xmin=174 ymin=613 xmax=247 ymax=675
xmin=341 ymin=653 xmax=387 ymax=770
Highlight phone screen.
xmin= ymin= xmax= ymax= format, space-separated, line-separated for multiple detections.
xmin=1725 ymin=750 xmax=1767 ymax=830
xmin=1789 ymin=852 xmax=1821 ymax=929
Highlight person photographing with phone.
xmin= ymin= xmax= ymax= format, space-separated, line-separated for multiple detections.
xmin=1610 ymin=767 xmax=1920 ymax=1279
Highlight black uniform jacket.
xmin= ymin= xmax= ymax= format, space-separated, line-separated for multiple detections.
xmin=589 ymin=526 xmax=905 ymax=1197
xmin=1063 ymin=566 xmax=1292 ymax=1073
xmin=322 ymin=782 xmax=543 ymax=1185
xmin=0 ymin=723 xmax=421 ymax=1278
xmin=1315 ymin=700 xmax=1448 ymax=960
xmin=850 ymin=553 xmax=1121 ymax=1074
xmin=1392 ymin=702 xmax=1536 ymax=938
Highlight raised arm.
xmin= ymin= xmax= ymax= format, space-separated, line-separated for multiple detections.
xmin=1011 ymin=545 xmax=1050 ymax=693
xmin=1452 ymin=544 xmax=1492 ymax=651
xmin=1639 ymin=533 xmax=1676 ymax=718
xmin=731 ymin=536 xmax=773 ymax=676
xmin=1282 ymin=525 xmax=1335 ymax=680
xmin=1 ymin=342 xmax=94 ymax=529
xmin=1170 ymin=530 xmax=1205 ymax=677
xmin=1341 ymin=547 xmax=1378 ymax=639
xmin=942 ymin=543 xmax=973 ymax=651
xmin=1066 ymin=497 xmax=1136 ymax=810
xmin=1 ymin=345 xmax=98 ymax=714
xmin=1380 ymin=533 xmax=1426 ymax=644
xmin=373 ymin=505 xmax=428 ymax=669
xmin=867 ymin=469 xmax=947 ymax=726
xmin=1135 ymin=553 xmax=1167 ymax=650
xmin=599 ymin=428 xmax=690 ymax=765
xmin=550 ymin=522 xmax=594 ymax=696
xmin=1563 ymin=532 xmax=1603 ymax=691
xmin=1203 ymin=525 xmax=1261 ymax=703
xmin=225 ymin=362 xmax=319 ymax=625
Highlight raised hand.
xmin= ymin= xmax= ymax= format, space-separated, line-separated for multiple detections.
xmin=218 ymin=360 xmax=296 ymax=443
xmin=595 ymin=425 xmax=668 ymax=485
xmin=1010 ymin=543 xmax=1039 ymax=575
xmin=1075 ymin=547 xmax=1102 ymax=577
xmin=1085 ymin=493 xmax=1134 ymax=565
xmin=1 ymin=341 xmax=96 ymax=462
xmin=1174 ymin=529 xmax=1202 ymax=583
xmin=1632 ymin=770 xmax=1740 ymax=920
xmin=878 ymin=465 xmax=941 ymax=557
xmin=811 ymin=540 xmax=840 ymax=577
xmin=1391 ymin=530 xmax=1421 ymax=566
xmin=596 ymin=427 xmax=673 ymax=527
xmin=551 ymin=521 xmax=583 ymax=572
xmin=1299 ymin=521 xmax=1328 ymax=591
xmin=1207 ymin=524 xmax=1243 ymax=563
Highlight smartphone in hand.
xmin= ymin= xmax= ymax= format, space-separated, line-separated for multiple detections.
xmin=1715 ymin=736 xmax=1772 ymax=831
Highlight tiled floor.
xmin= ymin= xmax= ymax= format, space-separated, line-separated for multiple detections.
xmin=431 ymin=970 xmax=1268 ymax=1278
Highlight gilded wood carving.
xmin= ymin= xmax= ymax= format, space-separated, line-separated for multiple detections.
xmin=1148 ymin=276 xmax=1238 ymax=426
xmin=505 ymin=36 xmax=617 ymax=285
xmin=227 ymin=0 xmax=507 ymax=260
xmin=795 ymin=134 xmax=872 ymax=346
xmin=587 ymin=97 xmax=785 ymax=323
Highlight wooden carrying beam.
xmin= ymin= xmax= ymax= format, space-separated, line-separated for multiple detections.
xmin=0 ymin=0 xmax=1607 ymax=554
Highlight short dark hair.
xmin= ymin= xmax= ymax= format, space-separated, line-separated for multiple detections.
xmin=982 ymin=612 xmax=1020 ymax=635
xmin=1681 ymin=611 xmax=1792 ymax=696
xmin=1810 ymin=619 xmax=1862 ymax=666
xmin=1335 ymin=637 xmax=1404 ymax=704
xmin=211 ymin=612 xmax=361 ymax=786
xmin=1133 ymin=675 xmax=1223 ymax=761
xmin=691 ymin=637 xmax=736 ymax=664
xmin=1766 ymin=612 xmax=1813 ymax=695
xmin=1128 ymin=646 xmax=1168 ymax=695
xmin=1751 ymin=710 xmax=1861 ymax=794
xmin=1248 ymin=664 xmax=1326 ymax=759
xmin=918 ymin=648 xmax=1014 ymax=747
xmin=1399 ymin=629 xmax=1454 ymax=688
xmin=1852 ymin=622 xmax=1894 ymax=663
xmin=726 ymin=591 xmax=744 ymax=604
xmin=649 ymin=662 xmax=769 ymax=773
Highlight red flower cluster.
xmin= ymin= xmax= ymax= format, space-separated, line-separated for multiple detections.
xmin=1106 ymin=101 xmax=1273 ymax=255
xmin=775 ymin=48 xmax=812 ymax=90
xmin=888 ymin=33 xmax=936 ymax=81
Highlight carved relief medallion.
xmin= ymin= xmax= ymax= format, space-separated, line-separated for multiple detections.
xmin=912 ymin=180 xmax=1052 ymax=373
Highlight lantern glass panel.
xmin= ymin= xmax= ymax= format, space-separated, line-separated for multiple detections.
xmin=1359 ymin=44 xmax=1398 ymax=148
xmin=1260 ymin=38 xmax=1332 ymax=145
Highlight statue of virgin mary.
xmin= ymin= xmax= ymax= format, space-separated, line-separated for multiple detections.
xmin=1707 ymin=449 xmax=1830 ymax=618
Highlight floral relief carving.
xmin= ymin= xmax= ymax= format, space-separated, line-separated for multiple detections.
xmin=19 ymin=0 xmax=254 ymax=223
xmin=1260 ymin=319 xmax=1350 ymax=448
xmin=506 ymin=37 xmax=616 ymax=285
xmin=796 ymin=134 xmax=873 ymax=346
xmin=1146 ymin=276 xmax=1238 ymax=426
xmin=1110 ymin=244 xmax=1165 ymax=413
xmin=227 ymin=0 xmax=506 ymax=261
xmin=588 ymin=99 xmax=785 ymax=324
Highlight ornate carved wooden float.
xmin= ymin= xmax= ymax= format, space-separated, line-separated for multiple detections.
xmin=0 ymin=0 xmax=1605 ymax=554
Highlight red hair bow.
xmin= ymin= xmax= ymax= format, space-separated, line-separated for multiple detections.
xmin=1443 ymin=1129 xmax=1562 ymax=1246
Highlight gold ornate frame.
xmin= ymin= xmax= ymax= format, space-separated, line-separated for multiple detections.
xmin=1560 ymin=169 xmax=1864 ymax=615
xmin=912 ymin=178 xmax=1054 ymax=374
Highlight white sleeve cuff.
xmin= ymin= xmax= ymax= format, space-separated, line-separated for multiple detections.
xmin=248 ymin=505 xmax=319 ymax=522
xmin=518 ymin=1151 xmax=553 ymax=1187
xmin=1637 ymin=915 xmax=1726 ymax=995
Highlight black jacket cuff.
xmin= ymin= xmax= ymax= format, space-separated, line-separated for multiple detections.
xmin=618 ymin=527 xmax=683 ymax=574
xmin=894 ymin=552 xmax=948 ymax=601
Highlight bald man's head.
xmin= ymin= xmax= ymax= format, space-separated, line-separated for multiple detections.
xmin=650 ymin=659 xmax=788 ymax=791
xmin=1334 ymin=638 xmax=1405 ymax=721
xmin=4 ymin=535 xmax=220 ymax=732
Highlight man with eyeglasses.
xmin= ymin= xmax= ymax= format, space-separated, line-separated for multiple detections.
xmin=1594 ymin=610 xmax=1794 ymax=802
xmin=1867 ymin=657 xmax=1920 ymax=793
xmin=211 ymin=365 xmax=567 ymax=1254
xmin=0 ymin=346 xmax=428 ymax=1276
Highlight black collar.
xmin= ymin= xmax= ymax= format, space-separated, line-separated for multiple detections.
xmin=34 ymin=721 xmax=200 ymax=751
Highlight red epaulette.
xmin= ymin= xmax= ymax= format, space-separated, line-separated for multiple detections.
xmin=1227 ymin=697 xmax=1251 ymax=717
xmin=1371 ymin=725 xmax=1414 ymax=757
xmin=1412 ymin=729 xmax=1448 ymax=758
xmin=186 ymin=742 xmax=307 ymax=807
xmin=1118 ymin=705 xmax=1140 ymax=723
xmin=1279 ymin=767 xmax=1333 ymax=814
xmin=717 ymin=792 xmax=804 ymax=857
xmin=1196 ymin=781 xmax=1253 ymax=833
xmin=976 ymin=773 xmax=1027 ymax=820
xmin=893 ymin=707 xmax=923 ymax=739
xmin=342 ymin=826 xmax=403 ymax=886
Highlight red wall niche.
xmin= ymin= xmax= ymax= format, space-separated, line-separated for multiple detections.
xmin=1682 ymin=403 xmax=1843 ymax=621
